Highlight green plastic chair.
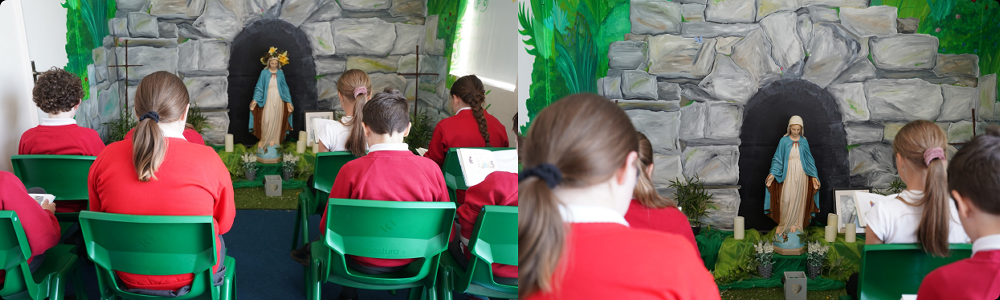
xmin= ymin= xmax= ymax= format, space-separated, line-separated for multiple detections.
xmin=0 ymin=211 xmax=87 ymax=300
xmin=292 ymin=151 xmax=357 ymax=250
xmin=306 ymin=198 xmax=457 ymax=300
xmin=437 ymin=206 xmax=517 ymax=299
xmin=10 ymin=155 xmax=96 ymax=223
xmin=856 ymin=243 xmax=972 ymax=300
xmin=441 ymin=148 xmax=515 ymax=203
xmin=78 ymin=211 xmax=236 ymax=300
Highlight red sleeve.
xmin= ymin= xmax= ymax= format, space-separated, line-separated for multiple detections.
xmin=184 ymin=129 xmax=206 ymax=145
xmin=666 ymin=207 xmax=700 ymax=257
xmin=17 ymin=130 xmax=29 ymax=155
xmin=0 ymin=172 xmax=60 ymax=258
xmin=321 ymin=162 xmax=357 ymax=230
xmin=432 ymin=166 xmax=450 ymax=203
xmin=917 ymin=266 xmax=951 ymax=300
xmin=457 ymin=185 xmax=487 ymax=241
xmin=211 ymin=154 xmax=236 ymax=235
xmin=88 ymin=151 xmax=105 ymax=212
xmin=425 ymin=123 xmax=447 ymax=167
xmin=83 ymin=128 xmax=106 ymax=156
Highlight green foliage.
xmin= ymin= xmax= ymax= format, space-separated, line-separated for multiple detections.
xmin=279 ymin=142 xmax=315 ymax=181
xmin=404 ymin=108 xmax=434 ymax=153
xmin=428 ymin=0 xmax=465 ymax=73
xmin=62 ymin=0 xmax=117 ymax=101
xmin=218 ymin=144 xmax=249 ymax=180
xmin=669 ymin=175 xmax=718 ymax=228
xmin=872 ymin=177 xmax=907 ymax=196
xmin=186 ymin=104 xmax=210 ymax=134
xmin=102 ymin=106 xmax=136 ymax=145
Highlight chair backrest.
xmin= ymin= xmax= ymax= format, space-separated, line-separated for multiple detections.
xmin=79 ymin=211 xmax=218 ymax=297
xmin=467 ymin=206 xmax=518 ymax=287
xmin=442 ymin=148 xmax=515 ymax=191
xmin=313 ymin=152 xmax=356 ymax=194
xmin=0 ymin=211 xmax=36 ymax=298
xmin=858 ymin=243 xmax=972 ymax=300
xmin=11 ymin=155 xmax=96 ymax=201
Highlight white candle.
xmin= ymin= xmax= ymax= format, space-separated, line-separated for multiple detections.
xmin=296 ymin=140 xmax=306 ymax=154
xmin=733 ymin=216 xmax=745 ymax=240
xmin=224 ymin=134 xmax=234 ymax=152
xmin=828 ymin=213 xmax=838 ymax=228
xmin=312 ymin=142 xmax=319 ymax=154
xmin=299 ymin=130 xmax=307 ymax=142
xmin=845 ymin=223 xmax=856 ymax=243
xmin=825 ymin=225 xmax=836 ymax=243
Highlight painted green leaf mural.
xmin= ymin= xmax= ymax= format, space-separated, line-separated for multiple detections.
xmin=63 ymin=0 xmax=117 ymax=101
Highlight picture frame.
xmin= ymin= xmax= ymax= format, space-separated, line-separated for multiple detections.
xmin=304 ymin=111 xmax=335 ymax=146
xmin=833 ymin=188 xmax=871 ymax=233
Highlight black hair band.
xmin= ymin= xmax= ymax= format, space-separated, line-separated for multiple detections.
xmin=140 ymin=111 xmax=160 ymax=123
xmin=519 ymin=163 xmax=563 ymax=189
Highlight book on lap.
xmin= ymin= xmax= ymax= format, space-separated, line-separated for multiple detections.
xmin=28 ymin=194 xmax=55 ymax=206
xmin=456 ymin=149 xmax=517 ymax=187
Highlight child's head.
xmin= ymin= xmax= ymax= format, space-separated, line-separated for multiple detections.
xmin=361 ymin=88 xmax=410 ymax=145
xmin=450 ymin=75 xmax=491 ymax=146
xmin=132 ymin=71 xmax=190 ymax=182
xmin=519 ymin=94 xmax=638 ymax=298
xmin=33 ymin=67 xmax=83 ymax=116
xmin=948 ymin=125 xmax=1000 ymax=241
xmin=337 ymin=69 xmax=372 ymax=156
xmin=634 ymin=131 xmax=676 ymax=209
xmin=893 ymin=120 xmax=950 ymax=256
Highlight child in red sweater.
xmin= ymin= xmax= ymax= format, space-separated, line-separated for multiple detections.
xmin=424 ymin=75 xmax=509 ymax=205
xmin=520 ymin=94 xmax=719 ymax=300
xmin=88 ymin=72 xmax=234 ymax=296
xmin=918 ymin=126 xmax=1000 ymax=300
xmin=624 ymin=131 xmax=699 ymax=256
xmin=0 ymin=171 xmax=60 ymax=283
xmin=452 ymin=171 xmax=517 ymax=281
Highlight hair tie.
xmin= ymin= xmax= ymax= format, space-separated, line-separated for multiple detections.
xmin=139 ymin=111 xmax=160 ymax=123
xmin=923 ymin=147 xmax=945 ymax=166
xmin=519 ymin=163 xmax=563 ymax=189
xmin=353 ymin=87 xmax=367 ymax=99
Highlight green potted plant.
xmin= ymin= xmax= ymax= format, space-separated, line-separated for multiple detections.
xmin=806 ymin=241 xmax=830 ymax=279
xmin=281 ymin=153 xmax=299 ymax=181
xmin=754 ymin=240 xmax=775 ymax=278
xmin=669 ymin=175 xmax=717 ymax=235
xmin=241 ymin=153 xmax=258 ymax=181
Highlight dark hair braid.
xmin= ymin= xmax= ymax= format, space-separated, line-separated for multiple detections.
xmin=452 ymin=75 xmax=491 ymax=147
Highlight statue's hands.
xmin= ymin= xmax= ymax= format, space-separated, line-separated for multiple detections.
xmin=286 ymin=102 xmax=294 ymax=113
xmin=250 ymin=101 xmax=257 ymax=110
xmin=812 ymin=177 xmax=821 ymax=189
xmin=766 ymin=174 xmax=775 ymax=187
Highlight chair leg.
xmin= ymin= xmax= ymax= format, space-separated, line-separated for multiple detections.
xmin=308 ymin=260 xmax=322 ymax=300
xmin=291 ymin=206 xmax=303 ymax=250
xmin=406 ymin=287 xmax=421 ymax=300
xmin=50 ymin=275 xmax=64 ymax=300
xmin=74 ymin=266 xmax=90 ymax=300
xmin=438 ymin=268 xmax=453 ymax=300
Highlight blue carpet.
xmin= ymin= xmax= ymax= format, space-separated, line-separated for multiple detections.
xmin=70 ymin=210 xmax=475 ymax=300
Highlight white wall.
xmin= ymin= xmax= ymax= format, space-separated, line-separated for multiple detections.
xmin=484 ymin=82 xmax=517 ymax=147
xmin=20 ymin=0 xmax=69 ymax=122
xmin=516 ymin=0 xmax=533 ymax=132
xmin=0 ymin=0 xmax=43 ymax=172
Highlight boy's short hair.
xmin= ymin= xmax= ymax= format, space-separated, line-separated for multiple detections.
xmin=33 ymin=68 xmax=83 ymax=114
xmin=361 ymin=88 xmax=410 ymax=135
xmin=948 ymin=125 xmax=1000 ymax=214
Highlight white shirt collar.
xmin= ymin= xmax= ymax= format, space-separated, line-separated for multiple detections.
xmin=39 ymin=118 xmax=77 ymax=126
xmin=973 ymin=234 xmax=1000 ymax=255
xmin=454 ymin=107 xmax=472 ymax=115
xmin=341 ymin=116 xmax=353 ymax=123
xmin=367 ymin=143 xmax=409 ymax=152
xmin=559 ymin=204 xmax=629 ymax=226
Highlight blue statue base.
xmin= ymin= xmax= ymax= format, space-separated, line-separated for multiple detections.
xmin=256 ymin=145 xmax=281 ymax=164
xmin=773 ymin=227 xmax=806 ymax=255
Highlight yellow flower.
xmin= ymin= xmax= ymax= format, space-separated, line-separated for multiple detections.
xmin=269 ymin=47 xmax=277 ymax=54
xmin=279 ymin=56 xmax=289 ymax=65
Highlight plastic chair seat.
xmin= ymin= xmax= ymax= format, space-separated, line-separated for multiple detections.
xmin=436 ymin=206 xmax=517 ymax=299
xmin=292 ymin=152 xmax=356 ymax=250
xmin=0 ymin=211 xmax=87 ymax=300
xmin=857 ymin=243 xmax=972 ymax=300
xmin=11 ymin=155 xmax=96 ymax=223
xmin=438 ymin=252 xmax=516 ymax=298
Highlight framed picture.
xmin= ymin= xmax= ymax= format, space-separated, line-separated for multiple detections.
xmin=834 ymin=188 xmax=871 ymax=233
xmin=304 ymin=111 xmax=335 ymax=146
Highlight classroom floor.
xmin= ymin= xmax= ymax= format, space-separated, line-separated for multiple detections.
xmin=722 ymin=287 xmax=848 ymax=300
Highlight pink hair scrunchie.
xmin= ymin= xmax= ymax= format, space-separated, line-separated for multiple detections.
xmin=923 ymin=147 xmax=945 ymax=166
xmin=353 ymin=87 xmax=367 ymax=99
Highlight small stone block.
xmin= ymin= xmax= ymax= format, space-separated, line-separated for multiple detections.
xmin=265 ymin=175 xmax=283 ymax=197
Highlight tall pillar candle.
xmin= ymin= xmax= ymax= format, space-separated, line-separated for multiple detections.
xmin=734 ymin=216 xmax=745 ymax=240
xmin=296 ymin=140 xmax=306 ymax=154
xmin=224 ymin=134 xmax=234 ymax=152
xmin=299 ymin=130 xmax=307 ymax=142
xmin=825 ymin=225 xmax=836 ymax=242
xmin=827 ymin=213 xmax=838 ymax=228
xmin=312 ymin=142 xmax=319 ymax=153
xmin=845 ymin=223 xmax=856 ymax=243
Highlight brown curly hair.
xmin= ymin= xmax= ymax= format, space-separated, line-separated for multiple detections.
xmin=33 ymin=68 xmax=83 ymax=114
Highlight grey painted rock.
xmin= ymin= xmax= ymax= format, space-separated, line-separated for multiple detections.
xmin=117 ymin=37 xmax=178 ymax=48
xmin=939 ymin=85 xmax=977 ymax=122
xmin=979 ymin=74 xmax=997 ymax=120
xmin=840 ymin=7 xmax=898 ymax=38
xmin=109 ymin=18 xmax=129 ymax=37
xmin=700 ymin=55 xmax=756 ymax=103
xmin=193 ymin=0 xmax=241 ymax=41
xmin=397 ymin=54 xmax=425 ymax=74
xmin=307 ymin=0 xmax=343 ymax=22
xmin=117 ymin=0 xmax=149 ymax=12
xmin=369 ymin=73 xmax=407 ymax=95
xmin=832 ymin=58 xmax=877 ymax=85
xmin=158 ymin=22 xmax=178 ymax=38
xmin=681 ymin=146 xmax=740 ymax=185
xmin=681 ymin=4 xmax=706 ymax=22
xmin=627 ymin=109 xmax=680 ymax=153
xmin=865 ymin=79 xmax=944 ymax=121
xmin=896 ymin=17 xmax=919 ymax=34
xmin=948 ymin=121 xmax=974 ymax=144
xmin=391 ymin=24 xmax=425 ymax=55
xmin=934 ymin=54 xmax=979 ymax=78
xmin=279 ymin=0 xmax=320 ymax=27
xmin=314 ymin=56 xmax=347 ymax=75
xmin=596 ymin=78 xmax=606 ymax=96
xmin=608 ymin=41 xmax=648 ymax=70
xmin=201 ymin=111 xmax=230 ymax=145
xmin=346 ymin=56 xmax=399 ymax=73
xmin=730 ymin=29 xmax=780 ymax=87
xmin=652 ymin=154 xmax=684 ymax=189
xmin=333 ymin=18 xmax=396 ymax=56
xmin=417 ymin=90 xmax=445 ymax=109
xmin=607 ymin=69 xmax=623 ymax=78
xmin=827 ymin=82 xmax=869 ymax=122
xmin=199 ymin=40 xmax=230 ymax=72
xmin=316 ymin=73 xmax=342 ymax=101
xmin=176 ymin=23 xmax=208 ymax=40
xmin=680 ymin=22 xmax=758 ymax=38
xmin=808 ymin=6 xmax=839 ymax=23
xmin=756 ymin=0 xmax=798 ymax=21
xmin=870 ymin=34 xmax=939 ymax=71
xmin=800 ymin=0 xmax=868 ymax=8
xmin=648 ymin=34 xmax=709 ymax=79
xmin=423 ymin=16 xmax=441 ymax=55
xmin=760 ymin=11 xmax=804 ymax=73
xmin=845 ymin=123 xmax=883 ymax=145
xmin=149 ymin=0 xmax=205 ymax=17
xmin=682 ymin=83 xmax=718 ymax=102
xmin=622 ymin=71 xmax=659 ymax=100
xmin=694 ymin=38 xmax=717 ymax=78
xmin=184 ymin=76 xmax=228 ymax=109
xmin=802 ymin=23 xmax=860 ymax=88
xmin=631 ymin=0 xmax=682 ymax=35
xmin=97 ymin=84 xmax=121 ymax=127
xmin=658 ymin=82 xmax=682 ymax=101
xmin=114 ymin=46 xmax=177 ymax=82
xmin=706 ymin=103 xmax=742 ymax=139
xmin=848 ymin=142 xmax=896 ymax=187
xmin=700 ymin=189 xmax=741 ymax=230
xmin=340 ymin=0 xmax=391 ymax=11
xmin=705 ymin=0 xmax=756 ymax=23
xmin=258 ymin=0 xmax=282 ymax=18
xmin=680 ymin=101 xmax=707 ymax=140
xmin=92 ymin=48 xmax=109 ymax=84
xmin=603 ymin=75 xmax=623 ymax=99
xmin=797 ymin=14 xmax=812 ymax=51
xmin=177 ymin=40 xmax=199 ymax=73
xmin=715 ymin=37 xmax=741 ymax=56
xmin=618 ymin=100 xmax=681 ymax=112
xmin=678 ymin=0 xmax=707 ymax=4
xmin=881 ymin=122 xmax=905 ymax=142
xmin=301 ymin=22 xmax=336 ymax=56
xmin=127 ymin=13 xmax=159 ymax=38
xmin=389 ymin=0 xmax=425 ymax=18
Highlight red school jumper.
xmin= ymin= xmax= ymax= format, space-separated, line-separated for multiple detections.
xmin=424 ymin=108 xmax=509 ymax=205
xmin=18 ymin=119 xmax=106 ymax=213
xmin=0 ymin=171 xmax=61 ymax=283
xmin=125 ymin=128 xmax=206 ymax=145
xmin=88 ymin=137 xmax=235 ymax=291
xmin=625 ymin=200 xmax=701 ymax=257
xmin=917 ymin=235 xmax=1000 ymax=300
xmin=456 ymin=171 xmax=517 ymax=278
xmin=322 ymin=143 xmax=451 ymax=268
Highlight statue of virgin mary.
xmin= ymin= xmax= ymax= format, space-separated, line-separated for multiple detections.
xmin=250 ymin=47 xmax=294 ymax=161
xmin=764 ymin=116 xmax=821 ymax=254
